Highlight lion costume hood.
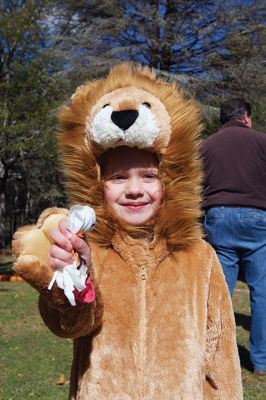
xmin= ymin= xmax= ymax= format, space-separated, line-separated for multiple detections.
xmin=58 ymin=62 xmax=203 ymax=248
xmin=13 ymin=63 xmax=242 ymax=400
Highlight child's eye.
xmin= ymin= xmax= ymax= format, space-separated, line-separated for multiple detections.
xmin=109 ymin=175 xmax=126 ymax=182
xmin=143 ymin=174 xmax=158 ymax=182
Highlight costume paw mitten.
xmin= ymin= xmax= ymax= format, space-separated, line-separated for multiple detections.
xmin=12 ymin=208 xmax=69 ymax=306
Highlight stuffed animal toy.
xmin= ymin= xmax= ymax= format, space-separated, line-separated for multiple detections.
xmin=13 ymin=63 xmax=242 ymax=399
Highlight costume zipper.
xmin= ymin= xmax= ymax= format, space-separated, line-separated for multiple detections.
xmin=140 ymin=264 xmax=148 ymax=280
xmin=139 ymin=264 xmax=147 ymax=397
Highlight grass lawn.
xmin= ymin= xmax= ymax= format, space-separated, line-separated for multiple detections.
xmin=0 ymin=281 xmax=72 ymax=400
xmin=0 ymin=279 xmax=266 ymax=399
xmin=233 ymin=281 xmax=266 ymax=399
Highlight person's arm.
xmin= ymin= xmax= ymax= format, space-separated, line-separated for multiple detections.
xmin=12 ymin=208 xmax=103 ymax=338
xmin=37 ymin=285 xmax=103 ymax=339
xmin=204 ymin=249 xmax=243 ymax=399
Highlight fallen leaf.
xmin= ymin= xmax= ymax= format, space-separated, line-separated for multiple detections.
xmin=242 ymin=375 xmax=253 ymax=382
xmin=56 ymin=373 xmax=65 ymax=385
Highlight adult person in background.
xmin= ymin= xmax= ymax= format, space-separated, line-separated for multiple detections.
xmin=200 ymin=98 xmax=266 ymax=376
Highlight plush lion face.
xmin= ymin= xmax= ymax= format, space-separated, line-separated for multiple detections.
xmin=86 ymin=86 xmax=171 ymax=152
xmin=59 ymin=62 xmax=203 ymax=248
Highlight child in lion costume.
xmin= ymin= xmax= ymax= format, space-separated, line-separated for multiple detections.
xmin=13 ymin=63 xmax=242 ymax=399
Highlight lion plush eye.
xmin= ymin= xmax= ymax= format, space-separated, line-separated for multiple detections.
xmin=103 ymin=104 xmax=110 ymax=108
xmin=143 ymin=102 xmax=151 ymax=109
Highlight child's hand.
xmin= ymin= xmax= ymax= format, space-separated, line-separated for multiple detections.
xmin=49 ymin=219 xmax=92 ymax=270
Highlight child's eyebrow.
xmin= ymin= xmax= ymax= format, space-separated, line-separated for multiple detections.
xmin=109 ymin=167 xmax=158 ymax=174
xmin=102 ymin=170 xmax=126 ymax=179
xmin=107 ymin=169 xmax=126 ymax=175
xmin=139 ymin=167 xmax=159 ymax=172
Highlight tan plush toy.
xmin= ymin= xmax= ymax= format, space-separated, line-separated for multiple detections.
xmin=13 ymin=63 xmax=242 ymax=400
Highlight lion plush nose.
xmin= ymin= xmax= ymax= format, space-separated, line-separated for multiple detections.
xmin=111 ymin=110 xmax=139 ymax=130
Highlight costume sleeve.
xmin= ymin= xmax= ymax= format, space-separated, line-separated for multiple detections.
xmin=12 ymin=208 xmax=103 ymax=339
xmin=204 ymin=249 xmax=243 ymax=399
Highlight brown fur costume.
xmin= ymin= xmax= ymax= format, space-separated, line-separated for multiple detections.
xmin=13 ymin=63 xmax=242 ymax=399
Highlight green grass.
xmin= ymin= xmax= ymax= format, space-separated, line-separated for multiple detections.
xmin=0 ymin=282 xmax=72 ymax=400
xmin=233 ymin=281 xmax=266 ymax=399
xmin=0 ymin=280 xmax=265 ymax=399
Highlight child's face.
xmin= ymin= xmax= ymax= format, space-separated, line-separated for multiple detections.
xmin=102 ymin=147 xmax=162 ymax=226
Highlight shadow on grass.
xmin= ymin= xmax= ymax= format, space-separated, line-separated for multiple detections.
xmin=238 ymin=344 xmax=253 ymax=372
xmin=0 ymin=285 xmax=10 ymax=291
xmin=235 ymin=312 xmax=251 ymax=332
xmin=235 ymin=312 xmax=253 ymax=371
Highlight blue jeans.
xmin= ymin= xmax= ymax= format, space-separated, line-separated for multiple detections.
xmin=204 ymin=206 xmax=266 ymax=371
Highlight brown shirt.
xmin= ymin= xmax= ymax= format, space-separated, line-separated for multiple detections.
xmin=200 ymin=120 xmax=266 ymax=210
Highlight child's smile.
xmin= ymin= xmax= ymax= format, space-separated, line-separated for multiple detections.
xmin=102 ymin=147 xmax=162 ymax=226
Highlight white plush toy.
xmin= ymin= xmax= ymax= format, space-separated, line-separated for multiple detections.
xmin=48 ymin=205 xmax=96 ymax=306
